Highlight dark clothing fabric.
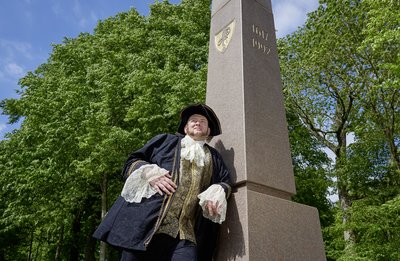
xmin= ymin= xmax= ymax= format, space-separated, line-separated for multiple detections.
xmin=93 ymin=134 xmax=231 ymax=261
xmin=120 ymin=234 xmax=197 ymax=261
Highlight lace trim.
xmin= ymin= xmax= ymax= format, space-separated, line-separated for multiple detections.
xmin=181 ymin=135 xmax=206 ymax=166
xmin=197 ymin=184 xmax=227 ymax=224
xmin=121 ymin=164 xmax=168 ymax=203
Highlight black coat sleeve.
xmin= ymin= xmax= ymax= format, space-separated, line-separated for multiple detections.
xmin=121 ymin=134 xmax=179 ymax=180
xmin=93 ymin=134 xmax=180 ymax=252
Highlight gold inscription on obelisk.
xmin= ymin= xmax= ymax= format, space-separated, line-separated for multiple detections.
xmin=251 ymin=24 xmax=271 ymax=55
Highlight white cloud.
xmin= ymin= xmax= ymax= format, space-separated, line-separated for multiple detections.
xmin=73 ymin=0 xmax=83 ymax=17
xmin=5 ymin=63 xmax=24 ymax=77
xmin=51 ymin=2 xmax=61 ymax=15
xmin=0 ymin=39 xmax=33 ymax=60
xmin=271 ymin=0 xmax=319 ymax=38
xmin=52 ymin=0 xmax=88 ymax=29
xmin=0 ymin=123 xmax=6 ymax=134
xmin=90 ymin=11 xmax=98 ymax=23
xmin=22 ymin=11 xmax=34 ymax=28
xmin=78 ymin=11 xmax=99 ymax=28
xmin=72 ymin=0 xmax=99 ymax=29
xmin=73 ymin=0 xmax=87 ymax=28
xmin=79 ymin=18 xmax=88 ymax=28
xmin=77 ymin=12 xmax=99 ymax=30
xmin=0 ymin=40 xmax=28 ymax=79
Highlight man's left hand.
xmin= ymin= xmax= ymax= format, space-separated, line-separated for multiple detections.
xmin=206 ymin=200 xmax=219 ymax=217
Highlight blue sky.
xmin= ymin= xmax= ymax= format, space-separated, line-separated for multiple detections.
xmin=0 ymin=0 xmax=318 ymax=138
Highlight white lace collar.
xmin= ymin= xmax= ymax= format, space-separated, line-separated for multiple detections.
xmin=181 ymin=135 xmax=206 ymax=166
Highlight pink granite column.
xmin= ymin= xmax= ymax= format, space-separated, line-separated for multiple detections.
xmin=206 ymin=0 xmax=327 ymax=260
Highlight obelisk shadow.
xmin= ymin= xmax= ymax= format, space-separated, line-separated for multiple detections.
xmin=213 ymin=140 xmax=246 ymax=260
xmin=214 ymin=140 xmax=237 ymax=182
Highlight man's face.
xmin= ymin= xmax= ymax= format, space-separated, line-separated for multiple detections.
xmin=184 ymin=114 xmax=210 ymax=141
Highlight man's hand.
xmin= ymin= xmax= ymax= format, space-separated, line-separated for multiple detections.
xmin=149 ymin=173 xmax=177 ymax=196
xmin=206 ymin=200 xmax=219 ymax=217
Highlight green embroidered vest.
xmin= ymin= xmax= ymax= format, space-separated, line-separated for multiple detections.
xmin=156 ymin=146 xmax=212 ymax=244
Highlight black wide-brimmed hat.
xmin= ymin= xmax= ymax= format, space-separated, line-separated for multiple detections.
xmin=177 ymin=104 xmax=222 ymax=136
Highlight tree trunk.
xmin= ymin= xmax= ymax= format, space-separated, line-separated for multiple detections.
xmin=386 ymin=129 xmax=400 ymax=170
xmin=338 ymin=185 xmax=353 ymax=241
xmin=83 ymin=234 xmax=96 ymax=261
xmin=55 ymin=225 xmax=64 ymax=261
xmin=99 ymin=172 xmax=108 ymax=261
xmin=34 ymin=243 xmax=40 ymax=261
xmin=335 ymin=129 xmax=355 ymax=247
xmin=28 ymin=230 xmax=34 ymax=261
xmin=69 ymin=209 xmax=83 ymax=261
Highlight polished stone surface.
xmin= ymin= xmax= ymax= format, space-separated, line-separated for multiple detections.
xmin=215 ymin=188 xmax=327 ymax=260
xmin=207 ymin=0 xmax=295 ymax=195
xmin=206 ymin=0 xmax=327 ymax=260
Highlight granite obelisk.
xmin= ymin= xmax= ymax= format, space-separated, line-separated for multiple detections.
xmin=206 ymin=0 xmax=327 ymax=260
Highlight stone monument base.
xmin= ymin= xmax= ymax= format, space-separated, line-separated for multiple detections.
xmin=215 ymin=186 xmax=327 ymax=261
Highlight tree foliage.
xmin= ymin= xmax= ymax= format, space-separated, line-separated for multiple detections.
xmin=0 ymin=0 xmax=211 ymax=259
xmin=286 ymin=109 xmax=334 ymax=228
xmin=279 ymin=0 xmax=400 ymax=259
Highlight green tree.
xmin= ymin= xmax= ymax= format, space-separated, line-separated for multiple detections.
xmin=0 ymin=0 xmax=212 ymax=259
xmin=279 ymin=0 xmax=400 ymax=259
xmin=279 ymin=0 xmax=365 ymax=247
xmin=357 ymin=0 xmax=400 ymax=170
xmin=286 ymin=109 xmax=334 ymax=228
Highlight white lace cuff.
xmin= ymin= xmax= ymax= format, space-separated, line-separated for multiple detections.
xmin=121 ymin=164 xmax=168 ymax=203
xmin=197 ymin=184 xmax=227 ymax=224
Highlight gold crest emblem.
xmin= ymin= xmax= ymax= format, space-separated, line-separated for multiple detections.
xmin=215 ymin=20 xmax=236 ymax=53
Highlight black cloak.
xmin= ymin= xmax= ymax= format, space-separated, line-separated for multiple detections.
xmin=93 ymin=133 xmax=232 ymax=261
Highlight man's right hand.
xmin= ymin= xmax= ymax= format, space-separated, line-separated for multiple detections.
xmin=149 ymin=173 xmax=177 ymax=196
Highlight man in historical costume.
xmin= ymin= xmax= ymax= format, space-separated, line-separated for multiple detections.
xmin=93 ymin=104 xmax=232 ymax=261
